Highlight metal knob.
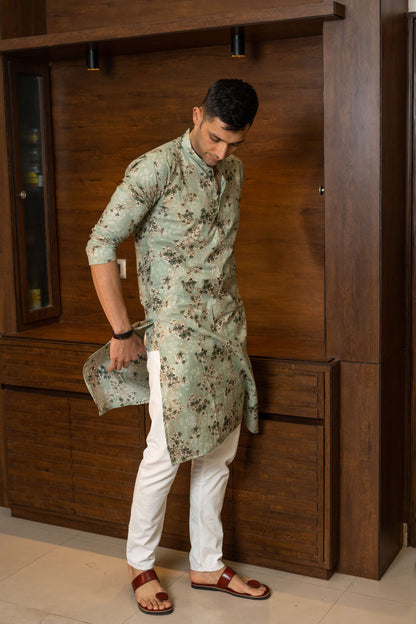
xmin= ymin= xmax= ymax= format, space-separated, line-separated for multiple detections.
xmin=319 ymin=186 xmax=325 ymax=195
xmin=19 ymin=190 xmax=27 ymax=200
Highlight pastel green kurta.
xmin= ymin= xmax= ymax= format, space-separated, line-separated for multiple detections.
xmin=85 ymin=129 xmax=258 ymax=465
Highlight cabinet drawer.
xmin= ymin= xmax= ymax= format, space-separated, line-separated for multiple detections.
xmin=251 ymin=358 xmax=338 ymax=419
xmin=1 ymin=344 xmax=89 ymax=393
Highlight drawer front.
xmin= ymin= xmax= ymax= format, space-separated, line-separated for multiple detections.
xmin=1 ymin=344 xmax=90 ymax=393
xmin=251 ymin=358 xmax=336 ymax=419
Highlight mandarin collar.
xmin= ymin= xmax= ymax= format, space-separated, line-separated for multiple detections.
xmin=181 ymin=128 xmax=226 ymax=176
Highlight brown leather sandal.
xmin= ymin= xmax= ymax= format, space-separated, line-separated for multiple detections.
xmin=131 ymin=569 xmax=174 ymax=615
xmin=191 ymin=566 xmax=271 ymax=600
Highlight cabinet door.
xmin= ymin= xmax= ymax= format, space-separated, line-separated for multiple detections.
xmin=233 ymin=419 xmax=329 ymax=575
xmin=6 ymin=58 xmax=60 ymax=327
xmin=4 ymin=388 xmax=73 ymax=514
xmin=70 ymin=397 xmax=145 ymax=529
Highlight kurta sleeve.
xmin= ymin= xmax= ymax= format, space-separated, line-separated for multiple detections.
xmin=86 ymin=153 xmax=169 ymax=265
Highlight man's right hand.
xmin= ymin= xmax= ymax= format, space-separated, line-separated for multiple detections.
xmin=109 ymin=333 xmax=146 ymax=372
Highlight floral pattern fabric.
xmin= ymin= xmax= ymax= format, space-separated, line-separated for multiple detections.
xmin=85 ymin=129 xmax=258 ymax=465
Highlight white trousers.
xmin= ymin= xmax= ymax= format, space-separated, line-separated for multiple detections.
xmin=126 ymin=350 xmax=241 ymax=572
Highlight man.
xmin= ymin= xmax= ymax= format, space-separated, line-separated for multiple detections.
xmin=86 ymin=79 xmax=270 ymax=615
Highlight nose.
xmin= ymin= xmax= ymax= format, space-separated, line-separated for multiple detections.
xmin=213 ymin=143 xmax=228 ymax=161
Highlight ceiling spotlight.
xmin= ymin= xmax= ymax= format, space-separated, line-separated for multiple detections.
xmin=231 ymin=27 xmax=245 ymax=57
xmin=86 ymin=42 xmax=99 ymax=71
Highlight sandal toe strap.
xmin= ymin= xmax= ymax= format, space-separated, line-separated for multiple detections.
xmin=155 ymin=592 xmax=169 ymax=601
xmin=132 ymin=569 xmax=159 ymax=592
xmin=217 ymin=567 xmax=236 ymax=589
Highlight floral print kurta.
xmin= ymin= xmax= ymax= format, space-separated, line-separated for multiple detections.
xmin=86 ymin=129 xmax=258 ymax=465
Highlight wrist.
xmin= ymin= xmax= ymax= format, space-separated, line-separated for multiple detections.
xmin=112 ymin=328 xmax=134 ymax=340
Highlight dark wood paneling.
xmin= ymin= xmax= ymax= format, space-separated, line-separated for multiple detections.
xmin=379 ymin=350 xmax=406 ymax=574
xmin=251 ymin=358 xmax=327 ymax=419
xmin=4 ymin=388 xmax=73 ymax=514
xmin=0 ymin=0 xmax=46 ymax=39
xmin=70 ymin=398 xmax=144 ymax=525
xmin=381 ymin=1 xmax=407 ymax=361
xmin=0 ymin=60 xmax=16 ymax=334
xmin=51 ymin=35 xmax=325 ymax=361
xmin=233 ymin=420 xmax=326 ymax=569
xmin=1 ymin=343 xmax=91 ymax=393
xmin=324 ymin=0 xmax=381 ymax=363
xmin=45 ymin=0 xmax=336 ymax=34
xmin=337 ymin=362 xmax=380 ymax=579
xmin=409 ymin=14 xmax=416 ymax=548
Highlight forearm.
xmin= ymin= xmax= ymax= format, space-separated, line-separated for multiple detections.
xmin=90 ymin=261 xmax=131 ymax=334
xmin=90 ymin=261 xmax=145 ymax=370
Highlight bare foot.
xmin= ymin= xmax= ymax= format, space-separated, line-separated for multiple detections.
xmin=189 ymin=566 xmax=268 ymax=597
xmin=128 ymin=564 xmax=172 ymax=612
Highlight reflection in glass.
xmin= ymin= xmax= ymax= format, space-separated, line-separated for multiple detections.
xmin=16 ymin=73 xmax=50 ymax=310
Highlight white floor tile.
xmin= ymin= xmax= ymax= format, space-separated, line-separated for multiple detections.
xmin=228 ymin=558 xmax=356 ymax=592
xmin=1 ymin=507 xmax=415 ymax=624
xmin=320 ymin=592 xmax=416 ymax=624
xmin=126 ymin=571 xmax=343 ymax=624
xmin=0 ymin=508 xmax=80 ymax=581
xmin=0 ymin=538 xmax=136 ymax=624
xmin=347 ymin=548 xmax=416 ymax=605
xmin=0 ymin=601 xmax=48 ymax=624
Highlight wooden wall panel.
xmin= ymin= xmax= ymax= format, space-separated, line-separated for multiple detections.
xmin=51 ymin=35 xmax=325 ymax=361
xmin=380 ymin=0 xmax=407 ymax=361
xmin=0 ymin=60 xmax=16 ymax=334
xmin=45 ymin=0 xmax=329 ymax=34
xmin=70 ymin=399 xmax=144 ymax=526
xmin=4 ymin=389 xmax=73 ymax=514
xmin=0 ymin=0 xmax=46 ymax=39
xmin=324 ymin=0 xmax=381 ymax=363
xmin=338 ymin=362 xmax=380 ymax=578
xmin=0 ymin=59 xmax=15 ymax=507
xmin=379 ymin=350 xmax=406 ymax=574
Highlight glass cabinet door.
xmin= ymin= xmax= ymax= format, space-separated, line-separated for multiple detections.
xmin=7 ymin=59 xmax=60 ymax=327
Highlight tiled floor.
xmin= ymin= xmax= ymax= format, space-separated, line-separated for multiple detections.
xmin=0 ymin=507 xmax=415 ymax=624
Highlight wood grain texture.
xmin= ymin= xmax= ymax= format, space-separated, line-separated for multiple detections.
xmin=407 ymin=13 xmax=416 ymax=549
xmin=380 ymin=0 xmax=407 ymax=361
xmin=45 ymin=0 xmax=334 ymax=34
xmin=379 ymin=350 xmax=406 ymax=574
xmin=324 ymin=0 xmax=381 ymax=363
xmin=233 ymin=420 xmax=326 ymax=568
xmin=0 ymin=0 xmax=46 ymax=39
xmin=0 ymin=2 xmax=344 ymax=56
xmin=337 ymin=362 xmax=380 ymax=578
xmin=1 ymin=343 xmax=92 ymax=394
xmin=4 ymin=389 xmax=73 ymax=514
xmin=0 ymin=60 xmax=17 ymax=334
xmin=51 ymin=36 xmax=325 ymax=361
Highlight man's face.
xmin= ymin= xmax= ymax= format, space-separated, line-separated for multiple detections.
xmin=189 ymin=107 xmax=249 ymax=167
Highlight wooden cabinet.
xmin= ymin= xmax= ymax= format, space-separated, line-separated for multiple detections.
xmin=4 ymin=389 xmax=72 ymax=515
xmin=231 ymin=359 xmax=339 ymax=579
xmin=5 ymin=59 xmax=60 ymax=328
xmin=3 ymin=389 xmax=145 ymax=534
xmin=156 ymin=357 xmax=340 ymax=579
xmin=0 ymin=0 xmax=409 ymax=581
xmin=1 ymin=333 xmax=146 ymax=535
xmin=0 ymin=333 xmax=339 ymax=577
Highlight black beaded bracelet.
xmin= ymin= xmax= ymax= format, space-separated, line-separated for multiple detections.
xmin=112 ymin=328 xmax=134 ymax=340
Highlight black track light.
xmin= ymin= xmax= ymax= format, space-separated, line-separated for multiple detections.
xmin=86 ymin=42 xmax=99 ymax=71
xmin=231 ymin=27 xmax=245 ymax=57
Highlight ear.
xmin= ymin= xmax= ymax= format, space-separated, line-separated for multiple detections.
xmin=192 ymin=106 xmax=203 ymax=126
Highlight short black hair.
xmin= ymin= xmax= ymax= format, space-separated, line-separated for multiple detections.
xmin=201 ymin=79 xmax=258 ymax=131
